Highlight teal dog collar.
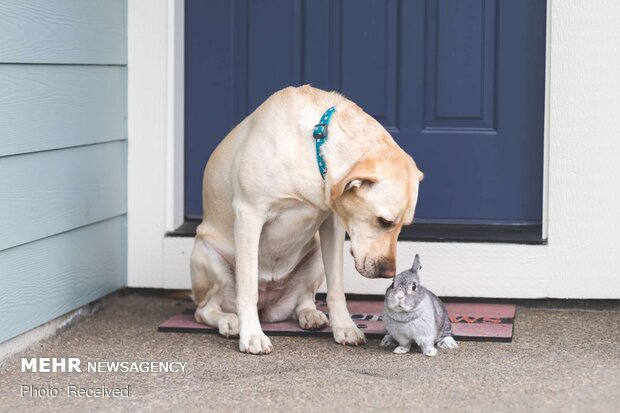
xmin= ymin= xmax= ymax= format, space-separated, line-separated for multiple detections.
xmin=312 ymin=106 xmax=336 ymax=179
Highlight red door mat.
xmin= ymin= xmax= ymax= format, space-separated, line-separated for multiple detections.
xmin=158 ymin=300 xmax=515 ymax=342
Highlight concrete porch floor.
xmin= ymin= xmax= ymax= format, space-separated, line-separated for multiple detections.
xmin=1 ymin=291 xmax=618 ymax=412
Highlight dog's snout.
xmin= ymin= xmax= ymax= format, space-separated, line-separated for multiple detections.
xmin=378 ymin=259 xmax=396 ymax=278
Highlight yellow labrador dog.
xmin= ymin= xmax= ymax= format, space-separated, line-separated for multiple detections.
xmin=191 ymin=85 xmax=423 ymax=354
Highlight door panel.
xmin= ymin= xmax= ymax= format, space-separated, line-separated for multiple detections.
xmin=246 ymin=1 xmax=304 ymax=111
xmin=426 ymin=0 xmax=496 ymax=128
xmin=185 ymin=0 xmax=546 ymax=225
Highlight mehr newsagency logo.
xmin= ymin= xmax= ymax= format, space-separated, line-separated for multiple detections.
xmin=21 ymin=357 xmax=187 ymax=373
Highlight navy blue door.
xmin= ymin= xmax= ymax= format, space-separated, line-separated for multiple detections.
xmin=185 ymin=0 xmax=547 ymax=225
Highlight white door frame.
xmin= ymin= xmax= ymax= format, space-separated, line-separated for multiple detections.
xmin=127 ymin=0 xmax=620 ymax=298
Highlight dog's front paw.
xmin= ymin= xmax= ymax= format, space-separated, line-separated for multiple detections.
xmin=297 ymin=309 xmax=329 ymax=330
xmin=332 ymin=322 xmax=366 ymax=346
xmin=239 ymin=332 xmax=273 ymax=355
xmin=217 ymin=314 xmax=239 ymax=338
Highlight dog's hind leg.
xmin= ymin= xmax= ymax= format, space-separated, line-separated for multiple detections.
xmin=295 ymin=295 xmax=329 ymax=330
xmin=258 ymin=245 xmax=328 ymax=330
xmin=195 ymin=299 xmax=239 ymax=338
xmin=290 ymin=246 xmax=329 ymax=330
xmin=191 ymin=237 xmax=239 ymax=337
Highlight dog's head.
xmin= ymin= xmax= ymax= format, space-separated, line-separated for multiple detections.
xmin=330 ymin=148 xmax=423 ymax=278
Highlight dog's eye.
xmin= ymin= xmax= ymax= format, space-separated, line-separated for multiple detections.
xmin=377 ymin=217 xmax=395 ymax=228
xmin=411 ymin=282 xmax=417 ymax=291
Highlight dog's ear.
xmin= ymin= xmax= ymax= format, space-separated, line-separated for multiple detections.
xmin=403 ymin=155 xmax=423 ymax=225
xmin=330 ymin=158 xmax=378 ymax=202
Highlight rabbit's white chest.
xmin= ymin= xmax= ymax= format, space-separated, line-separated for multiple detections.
xmin=385 ymin=309 xmax=438 ymax=344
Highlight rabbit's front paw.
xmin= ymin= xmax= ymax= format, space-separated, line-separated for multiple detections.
xmin=423 ymin=347 xmax=438 ymax=357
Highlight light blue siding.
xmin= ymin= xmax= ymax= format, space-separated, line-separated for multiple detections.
xmin=0 ymin=0 xmax=126 ymax=64
xmin=0 ymin=217 xmax=126 ymax=343
xmin=0 ymin=65 xmax=127 ymax=157
xmin=0 ymin=142 xmax=127 ymax=251
xmin=0 ymin=1 xmax=127 ymax=343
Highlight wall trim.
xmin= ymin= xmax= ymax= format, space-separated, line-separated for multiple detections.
xmin=166 ymin=0 xmax=185 ymax=232
xmin=128 ymin=0 xmax=184 ymax=287
xmin=0 ymin=299 xmax=102 ymax=364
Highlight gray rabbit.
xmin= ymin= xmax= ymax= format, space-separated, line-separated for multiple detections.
xmin=382 ymin=254 xmax=458 ymax=356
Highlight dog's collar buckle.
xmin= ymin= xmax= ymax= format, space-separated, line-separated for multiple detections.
xmin=312 ymin=106 xmax=336 ymax=179
xmin=313 ymin=124 xmax=327 ymax=139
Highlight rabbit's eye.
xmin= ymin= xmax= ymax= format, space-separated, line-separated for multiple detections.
xmin=411 ymin=282 xmax=417 ymax=291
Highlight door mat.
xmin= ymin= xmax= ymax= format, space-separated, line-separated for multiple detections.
xmin=158 ymin=300 xmax=515 ymax=342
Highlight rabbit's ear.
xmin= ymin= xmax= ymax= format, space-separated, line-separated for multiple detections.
xmin=412 ymin=254 xmax=421 ymax=272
